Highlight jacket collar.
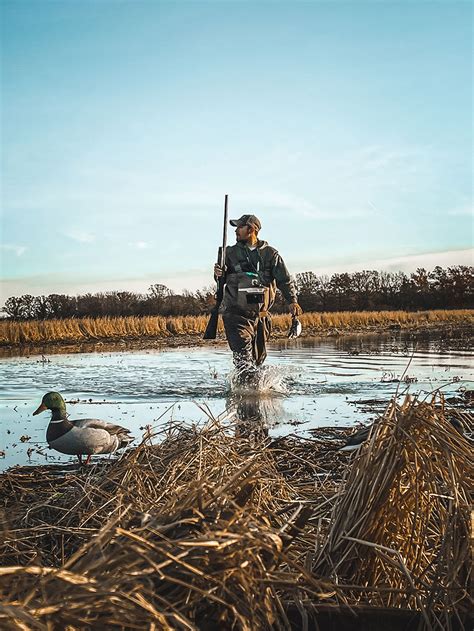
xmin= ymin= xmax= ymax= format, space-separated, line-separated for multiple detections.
xmin=236 ymin=239 xmax=267 ymax=250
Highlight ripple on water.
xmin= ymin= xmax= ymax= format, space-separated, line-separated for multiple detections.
xmin=0 ymin=331 xmax=472 ymax=469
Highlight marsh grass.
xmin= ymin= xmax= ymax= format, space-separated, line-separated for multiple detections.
xmin=1 ymin=309 xmax=472 ymax=346
xmin=313 ymin=395 xmax=473 ymax=629
xmin=0 ymin=396 xmax=471 ymax=629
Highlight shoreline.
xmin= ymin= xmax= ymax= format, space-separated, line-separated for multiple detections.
xmin=0 ymin=320 xmax=472 ymax=358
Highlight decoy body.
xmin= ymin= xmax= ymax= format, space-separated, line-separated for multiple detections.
xmin=33 ymin=392 xmax=134 ymax=465
xmin=340 ymin=417 xmax=465 ymax=452
xmin=339 ymin=425 xmax=373 ymax=452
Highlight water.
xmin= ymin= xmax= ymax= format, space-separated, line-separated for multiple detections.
xmin=0 ymin=331 xmax=472 ymax=470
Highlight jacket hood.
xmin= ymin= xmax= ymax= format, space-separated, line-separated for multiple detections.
xmin=236 ymin=240 xmax=268 ymax=250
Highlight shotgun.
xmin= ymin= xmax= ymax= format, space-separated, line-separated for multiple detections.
xmin=203 ymin=195 xmax=228 ymax=339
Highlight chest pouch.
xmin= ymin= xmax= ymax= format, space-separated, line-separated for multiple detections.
xmin=237 ymin=272 xmax=266 ymax=311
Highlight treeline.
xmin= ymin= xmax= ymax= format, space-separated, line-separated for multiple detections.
xmin=294 ymin=266 xmax=473 ymax=313
xmin=2 ymin=266 xmax=473 ymax=320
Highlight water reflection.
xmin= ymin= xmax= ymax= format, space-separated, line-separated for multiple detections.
xmin=227 ymin=388 xmax=288 ymax=441
xmin=231 ymin=395 xmax=270 ymax=441
xmin=226 ymin=362 xmax=304 ymax=441
xmin=0 ymin=330 xmax=472 ymax=470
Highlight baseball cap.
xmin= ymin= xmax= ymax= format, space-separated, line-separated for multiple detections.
xmin=229 ymin=214 xmax=262 ymax=231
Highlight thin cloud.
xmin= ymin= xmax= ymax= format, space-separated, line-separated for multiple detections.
xmin=295 ymin=248 xmax=473 ymax=277
xmin=1 ymin=244 xmax=27 ymax=256
xmin=63 ymin=229 xmax=96 ymax=243
xmin=447 ymin=205 xmax=473 ymax=217
xmin=233 ymin=191 xmax=372 ymax=220
xmin=129 ymin=241 xmax=150 ymax=250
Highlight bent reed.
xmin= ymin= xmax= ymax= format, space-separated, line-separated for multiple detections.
xmin=1 ymin=309 xmax=472 ymax=346
xmin=0 ymin=396 xmax=472 ymax=629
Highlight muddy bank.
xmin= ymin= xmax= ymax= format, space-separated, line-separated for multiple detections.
xmin=1 ymin=321 xmax=472 ymax=358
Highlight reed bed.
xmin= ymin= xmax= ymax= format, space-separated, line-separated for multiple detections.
xmin=314 ymin=395 xmax=473 ymax=629
xmin=1 ymin=309 xmax=472 ymax=346
xmin=0 ymin=397 xmax=472 ymax=629
xmin=0 ymin=415 xmax=347 ymax=630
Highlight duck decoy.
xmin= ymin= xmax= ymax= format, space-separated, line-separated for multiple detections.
xmin=339 ymin=425 xmax=372 ymax=452
xmin=33 ymin=391 xmax=134 ymax=465
xmin=339 ymin=417 xmax=465 ymax=452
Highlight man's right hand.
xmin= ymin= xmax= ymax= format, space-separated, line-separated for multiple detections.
xmin=214 ymin=264 xmax=224 ymax=278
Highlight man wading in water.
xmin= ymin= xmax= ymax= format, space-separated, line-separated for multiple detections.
xmin=214 ymin=214 xmax=302 ymax=382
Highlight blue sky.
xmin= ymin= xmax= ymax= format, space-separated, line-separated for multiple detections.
xmin=1 ymin=0 xmax=472 ymax=300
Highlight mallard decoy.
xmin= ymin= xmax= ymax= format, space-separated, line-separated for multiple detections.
xmin=33 ymin=392 xmax=134 ymax=465
xmin=340 ymin=417 xmax=465 ymax=452
xmin=339 ymin=425 xmax=373 ymax=452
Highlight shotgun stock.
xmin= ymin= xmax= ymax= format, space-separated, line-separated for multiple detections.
xmin=203 ymin=195 xmax=228 ymax=340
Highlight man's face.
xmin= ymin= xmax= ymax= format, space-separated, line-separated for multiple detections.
xmin=235 ymin=224 xmax=253 ymax=242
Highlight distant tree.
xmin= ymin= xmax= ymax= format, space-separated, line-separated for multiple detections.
xmin=2 ymin=295 xmax=37 ymax=319
xmin=3 ymin=296 xmax=25 ymax=319
xmin=446 ymin=265 xmax=474 ymax=307
xmin=148 ymin=284 xmax=174 ymax=299
xmin=193 ymin=286 xmax=216 ymax=313
xmin=379 ymin=271 xmax=408 ymax=309
xmin=330 ymin=273 xmax=353 ymax=311
xmin=34 ymin=296 xmax=52 ymax=319
xmin=47 ymin=294 xmax=77 ymax=319
xmin=295 ymin=272 xmax=320 ymax=312
xmin=351 ymin=271 xmax=376 ymax=310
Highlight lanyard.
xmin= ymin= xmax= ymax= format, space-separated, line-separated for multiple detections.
xmin=244 ymin=247 xmax=261 ymax=273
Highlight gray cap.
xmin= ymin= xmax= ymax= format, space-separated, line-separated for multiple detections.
xmin=229 ymin=214 xmax=262 ymax=231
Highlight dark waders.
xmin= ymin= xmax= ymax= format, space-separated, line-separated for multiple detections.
xmin=223 ymin=311 xmax=272 ymax=378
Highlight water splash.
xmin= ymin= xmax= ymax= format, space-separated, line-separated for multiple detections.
xmin=228 ymin=363 xmax=291 ymax=396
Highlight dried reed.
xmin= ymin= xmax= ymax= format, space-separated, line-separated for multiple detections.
xmin=0 ymin=398 xmax=471 ymax=629
xmin=1 ymin=310 xmax=472 ymax=346
xmin=313 ymin=395 xmax=473 ymax=630
xmin=0 ymin=417 xmax=342 ymax=630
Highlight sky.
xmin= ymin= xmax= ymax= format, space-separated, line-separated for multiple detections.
xmin=1 ymin=0 xmax=472 ymax=302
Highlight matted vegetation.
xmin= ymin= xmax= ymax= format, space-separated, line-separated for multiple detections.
xmin=0 ymin=396 xmax=472 ymax=629
xmin=313 ymin=395 xmax=473 ymax=628
xmin=0 ymin=309 xmax=472 ymax=347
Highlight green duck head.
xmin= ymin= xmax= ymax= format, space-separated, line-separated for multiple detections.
xmin=33 ymin=392 xmax=67 ymax=420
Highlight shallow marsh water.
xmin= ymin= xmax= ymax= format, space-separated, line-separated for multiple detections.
xmin=0 ymin=331 xmax=472 ymax=470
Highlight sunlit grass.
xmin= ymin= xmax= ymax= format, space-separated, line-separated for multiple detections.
xmin=271 ymin=309 xmax=473 ymax=333
xmin=0 ymin=310 xmax=472 ymax=346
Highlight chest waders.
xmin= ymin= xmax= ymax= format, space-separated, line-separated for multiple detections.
xmin=222 ymin=246 xmax=273 ymax=374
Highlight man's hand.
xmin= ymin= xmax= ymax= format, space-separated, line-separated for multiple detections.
xmin=214 ymin=264 xmax=225 ymax=278
xmin=289 ymin=302 xmax=303 ymax=316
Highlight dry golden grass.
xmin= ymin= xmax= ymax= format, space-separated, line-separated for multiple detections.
xmin=0 ymin=397 xmax=471 ymax=629
xmin=313 ymin=395 xmax=473 ymax=628
xmin=0 ymin=413 xmax=341 ymax=630
xmin=0 ymin=309 xmax=472 ymax=346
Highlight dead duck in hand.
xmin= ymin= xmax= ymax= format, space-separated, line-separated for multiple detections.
xmin=33 ymin=391 xmax=134 ymax=465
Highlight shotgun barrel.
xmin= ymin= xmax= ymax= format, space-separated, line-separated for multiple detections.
xmin=203 ymin=195 xmax=228 ymax=340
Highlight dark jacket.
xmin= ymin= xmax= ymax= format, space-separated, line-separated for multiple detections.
xmin=222 ymin=240 xmax=297 ymax=314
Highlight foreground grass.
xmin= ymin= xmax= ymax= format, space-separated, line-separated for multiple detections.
xmin=0 ymin=397 xmax=471 ymax=628
xmin=0 ymin=309 xmax=472 ymax=346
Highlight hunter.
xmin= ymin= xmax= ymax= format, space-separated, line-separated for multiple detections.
xmin=214 ymin=214 xmax=302 ymax=379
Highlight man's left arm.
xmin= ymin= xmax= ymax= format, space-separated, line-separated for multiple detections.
xmin=272 ymin=254 xmax=303 ymax=316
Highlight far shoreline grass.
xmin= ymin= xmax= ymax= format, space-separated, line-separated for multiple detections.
xmin=0 ymin=309 xmax=472 ymax=353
